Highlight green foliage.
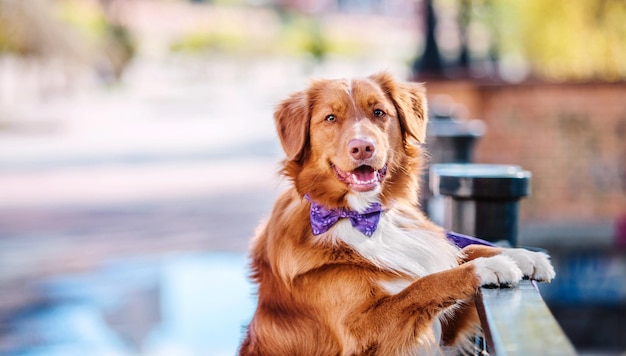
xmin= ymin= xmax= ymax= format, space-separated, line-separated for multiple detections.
xmin=54 ymin=0 xmax=109 ymax=42
xmin=276 ymin=14 xmax=327 ymax=59
xmin=491 ymin=0 xmax=626 ymax=81
xmin=169 ymin=11 xmax=369 ymax=60
xmin=0 ymin=21 xmax=20 ymax=53
xmin=170 ymin=30 xmax=248 ymax=53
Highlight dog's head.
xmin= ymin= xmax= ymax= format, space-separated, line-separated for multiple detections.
xmin=275 ymin=72 xmax=428 ymax=210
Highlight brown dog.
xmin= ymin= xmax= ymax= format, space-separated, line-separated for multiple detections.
xmin=239 ymin=73 xmax=554 ymax=355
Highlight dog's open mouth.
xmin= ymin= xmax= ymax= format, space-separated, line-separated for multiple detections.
xmin=332 ymin=164 xmax=388 ymax=192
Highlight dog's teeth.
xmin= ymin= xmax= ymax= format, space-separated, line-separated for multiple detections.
xmin=349 ymin=173 xmax=381 ymax=185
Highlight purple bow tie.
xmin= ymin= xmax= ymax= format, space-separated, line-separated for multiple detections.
xmin=305 ymin=194 xmax=382 ymax=237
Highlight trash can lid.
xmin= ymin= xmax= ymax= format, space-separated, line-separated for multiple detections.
xmin=430 ymin=163 xmax=531 ymax=199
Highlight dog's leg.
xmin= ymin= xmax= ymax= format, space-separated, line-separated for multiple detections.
xmin=441 ymin=245 xmax=555 ymax=350
xmin=460 ymin=245 xmax=501 ymax=262
xmin=346 ymin=255 xmax=522 ymax=353
xmin=439 ymin=246 xmax=510 ymax=349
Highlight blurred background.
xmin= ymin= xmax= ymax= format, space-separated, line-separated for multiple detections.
xmin=0 ymin=0 xmax=624 ymax=355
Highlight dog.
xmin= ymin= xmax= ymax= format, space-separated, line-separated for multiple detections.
xmin=239 ymin=72 xmax=555 ymax=355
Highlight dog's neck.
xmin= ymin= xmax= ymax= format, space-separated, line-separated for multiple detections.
xmin=345 ymin=190 xmax=382 ymax=213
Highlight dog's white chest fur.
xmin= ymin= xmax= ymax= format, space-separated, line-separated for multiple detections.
xmin=327 ymin=208 xmax=460 ymax=279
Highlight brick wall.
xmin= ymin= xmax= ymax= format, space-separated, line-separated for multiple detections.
xmin=425 ymin=81 xmax=626 ymax=226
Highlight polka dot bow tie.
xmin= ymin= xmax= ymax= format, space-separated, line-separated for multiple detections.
xmin=304 ymin=194 xmax=382 ymax=237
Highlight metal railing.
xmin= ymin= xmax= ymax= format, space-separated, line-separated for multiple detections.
xmin=476 ymin=280 xmax=576 ymax=355
xmin=430 ymin=163 xmax=576 ymax=355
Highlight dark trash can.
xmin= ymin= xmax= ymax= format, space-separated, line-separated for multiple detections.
xmin=430 ymin=163 xmax=531 ymax=247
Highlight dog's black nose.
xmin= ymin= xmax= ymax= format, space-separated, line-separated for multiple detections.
xmin=348 ymin=139 xmax=375 ymax=160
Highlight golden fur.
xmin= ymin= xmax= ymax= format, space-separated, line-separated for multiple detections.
xmin=239 ymin=73 xmax=554 ymax=355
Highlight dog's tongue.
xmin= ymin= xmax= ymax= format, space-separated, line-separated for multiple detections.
xmin=351 ymin=166 xmax=376 ymax=184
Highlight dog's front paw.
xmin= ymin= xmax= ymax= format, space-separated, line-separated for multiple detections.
xmin=473 ymin=255 xmax=523 ymax=287
xmin=501 ymin=248 xmax=556 ymax=282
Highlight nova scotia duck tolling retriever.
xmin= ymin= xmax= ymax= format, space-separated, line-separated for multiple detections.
xmin=239 ymin=72 xmax=555 ymax=355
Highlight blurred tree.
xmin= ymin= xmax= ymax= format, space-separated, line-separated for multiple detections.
xmin=490 ymin=0 xmax=626 ymax=82
xmin=56 ymin=0 xmax=136 ymax=81
xmin=0 ymin=0 xmax=83 ymax=57
xmin=0 ymin=0 xmax=135 ymax=82
xmin=416 ymin=0 xmax=626 ymax=82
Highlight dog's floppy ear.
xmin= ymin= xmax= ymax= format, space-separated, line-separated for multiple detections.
xmin=370 ymin=72 xmax=428 ymax=144
xmin=274 ymin=90 xmax=310 ymax=161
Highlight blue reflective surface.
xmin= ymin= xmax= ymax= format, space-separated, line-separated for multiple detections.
xmin=147 ymin=253 xmax=255 ymax=355
xmin=1 ymin=253 xmax=256 ymax=356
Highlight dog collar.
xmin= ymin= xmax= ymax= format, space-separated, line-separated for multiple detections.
xmin=304 ymin=194 xmax=382 ymax=237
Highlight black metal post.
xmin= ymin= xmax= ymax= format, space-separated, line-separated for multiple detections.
xmin=412 ymin=0 xmax=445 ymax=80
xmin=421 ymin=108 xmax=484 ymax=220
xmin=430 ymin=164 xmax=531 ymax=247
xmin=426 ymin=109 xmax=485 ymax=164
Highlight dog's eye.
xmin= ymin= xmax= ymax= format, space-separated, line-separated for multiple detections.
xmin=325 ymin=114 xmax=336 ymax=122
xmin=373 ymin=109 xmax=386 ymax=117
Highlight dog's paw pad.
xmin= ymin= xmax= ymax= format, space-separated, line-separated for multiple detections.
xmin=501 ymin=249 xmax=556 ymax=282
xmin=473 ymin=255 xmax=523 ymax=287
